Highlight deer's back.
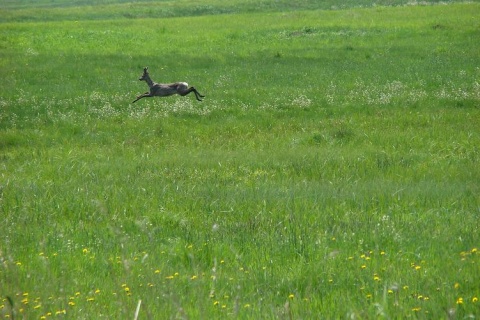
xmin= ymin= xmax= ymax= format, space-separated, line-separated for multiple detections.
xmin=152 ymin=82 xmax=189 ymax=96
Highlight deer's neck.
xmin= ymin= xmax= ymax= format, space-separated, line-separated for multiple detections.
xmin=143 ymin=75 xmax=155 ymax=88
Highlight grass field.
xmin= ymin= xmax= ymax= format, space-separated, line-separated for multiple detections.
xmin=1 ymin=0 xmax=480 ymax=318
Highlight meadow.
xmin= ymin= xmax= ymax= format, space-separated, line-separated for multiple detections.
xmin=1 ymin=0 xmax=479 ymax=318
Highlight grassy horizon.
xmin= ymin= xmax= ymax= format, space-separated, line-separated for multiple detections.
xmin=1 ymin=1 xmax=479 ymax=318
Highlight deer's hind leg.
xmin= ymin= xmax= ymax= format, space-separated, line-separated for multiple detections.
xmin=179 ymin=87 xmax=205 ymax=101
xmin=192 ymin=87 xmax=205 ymax=100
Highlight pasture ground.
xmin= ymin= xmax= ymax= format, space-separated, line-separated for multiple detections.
xmin=1 ymin=0 xmax=479 ymax=318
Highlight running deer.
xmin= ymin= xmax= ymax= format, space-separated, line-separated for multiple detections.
xmin=132 ymin=67 xmax=205 ymax=103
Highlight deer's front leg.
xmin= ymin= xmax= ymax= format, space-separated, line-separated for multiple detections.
xmin=132 ymin=92 xmax=151 ymax=103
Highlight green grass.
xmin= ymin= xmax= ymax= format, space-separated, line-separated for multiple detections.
xmin=1 ymin=1 xmax=480 ymax=318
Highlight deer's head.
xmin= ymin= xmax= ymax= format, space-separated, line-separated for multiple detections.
xmin=139 ymin=67 xmax=149 ymax=81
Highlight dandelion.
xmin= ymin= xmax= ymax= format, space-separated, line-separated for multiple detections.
xmin=213 ymin=301 xmax=219 ymax=306
xmin=82 ymin=248 xmax=89 ymax=254
xmin=87 ymin=297 xmax=95 ymax=302
xmin=361 ymin=265 xmax=367 ymax=269
xmin=154 ymin=269 xmax=161 ymax=274
xmin=454 ymin=283 xmax=460 ymax=289
xmin=55 ymin=309 xmax=66 ymax=315
xmin=472 ymin=248 xmax=478 ymax=254
xmin=366 ymin=294 xmax=372 ymax=299
xmin=456 ymin=297 xmax=463 ymax=305
xmin=373 ymin=274 xmax=381 ymax=281
xmin=68 ymin=301 xmax=75 ymax=306
xmin=288 ymin=294 xmax=294 ymax=299
xmin=95 ymin=289 xmax=101 ymax=294
xmin=472 ymin=297 xmax=478 ymax=303
xmin=34 ymin=304 xmax=41 ymax=309
xmin=191 ymin=275 xmax=198 ymax=280
xmin=412 ymin=307 xmax=421 ymax=312
xmin=244 ymin=304 xmax=251 ymax=308
xmin=16 ymin=261 xmax=22 ymax=266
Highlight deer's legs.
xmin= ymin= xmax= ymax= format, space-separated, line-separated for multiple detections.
xmin=132 ymin=92 xmax=152 ymax=103
xmin=179 ymin=87 xmax=205 ymax=101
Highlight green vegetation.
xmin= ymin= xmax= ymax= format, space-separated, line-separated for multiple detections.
xmin=1 ymin=0 xmax=479 ymax=318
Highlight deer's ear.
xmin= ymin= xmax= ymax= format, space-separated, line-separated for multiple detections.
xmin=144 ymin=67 xmax=148 ymax=72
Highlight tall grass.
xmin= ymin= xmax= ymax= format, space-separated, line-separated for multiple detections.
xmin=1 ymin=1 xmax=479 ymax=318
